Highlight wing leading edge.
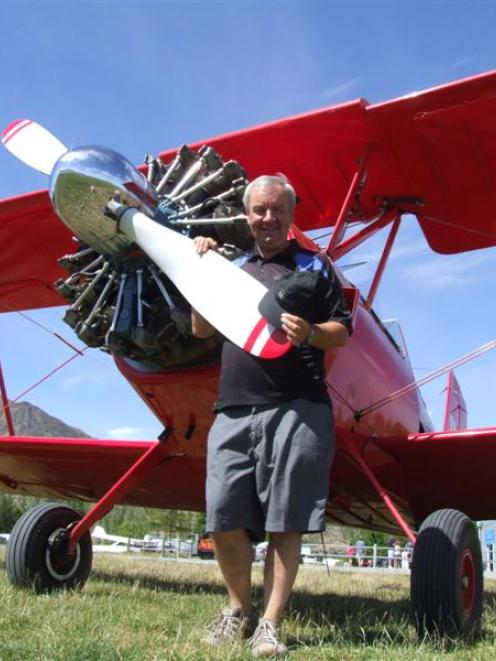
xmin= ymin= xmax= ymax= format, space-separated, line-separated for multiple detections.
xmin=0 ymin=435 xmax=206 ymax=511
xmin=370 ymin=427 xmax=496 ymax=525
xmin=2 ymin=70 xmax=496 ymax=313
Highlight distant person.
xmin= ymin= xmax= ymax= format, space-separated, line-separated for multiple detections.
xmin=347 ymin=543 xmax=355 ymax=566
xmin=387 ymin=538 xmax=395 ymax=569
xmin=355 ymin=538 xmax=366 ymax=567
xmin=192 ymin=175 xmax=352 ymax=656
xmin=394 ymin=541 xmax=402 ymax=568
xmin=405 ymin=540 xmax=414 ymax=568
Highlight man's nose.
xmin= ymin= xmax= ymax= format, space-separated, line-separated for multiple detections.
xmin=263 ymin=208 xmax=276 ymax=221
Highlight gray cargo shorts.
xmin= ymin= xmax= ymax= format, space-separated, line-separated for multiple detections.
xmin=206 ymin=398 xmax=334 ymax=542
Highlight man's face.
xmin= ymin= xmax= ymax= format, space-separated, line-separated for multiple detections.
xmin=246 ymin=184 xmax=294 ymax=257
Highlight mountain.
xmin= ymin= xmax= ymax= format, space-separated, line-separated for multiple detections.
xmin=0 ymin=400 xmax=90 ymax=438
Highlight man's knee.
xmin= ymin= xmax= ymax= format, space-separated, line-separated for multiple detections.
xmin=268 ymin=531 xmax=302 ymax=549
xmin=212 ymin=529 xmax=254 ymax=559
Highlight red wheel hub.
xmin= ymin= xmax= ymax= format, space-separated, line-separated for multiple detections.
xmin=461 ymin=549 xmax=476 ymax=616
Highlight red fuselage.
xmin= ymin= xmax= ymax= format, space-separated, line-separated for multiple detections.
xmin=116 ymin=269 xmax=424 ymax=533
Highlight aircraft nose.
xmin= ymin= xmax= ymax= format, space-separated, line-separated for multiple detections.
xmin=49 ymin=146 xmax=158 ymax=257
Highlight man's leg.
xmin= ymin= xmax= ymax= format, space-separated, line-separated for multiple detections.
xmin=212 ymin=529 xmax=255 ymax=615
xmin=262 ymin=531 xmax=302 ymax=624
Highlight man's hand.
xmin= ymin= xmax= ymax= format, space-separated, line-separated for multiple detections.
xmin=193 ymin=236 xmax=219 ymax=255
xmin=280 ymin=313 xmax=311 ymax=346
xmin=281 ymin=314 xmax=349 ymax=349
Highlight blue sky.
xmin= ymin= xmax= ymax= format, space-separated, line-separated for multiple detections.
xmin=1 ymin=0 xmax=496 ymax=439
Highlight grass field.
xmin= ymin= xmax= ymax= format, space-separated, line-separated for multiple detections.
xmin=1 ymin=549 xmax=496 ymax=660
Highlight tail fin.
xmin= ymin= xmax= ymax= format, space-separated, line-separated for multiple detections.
xmin=443 ymin=371 xmax=467 ymax=431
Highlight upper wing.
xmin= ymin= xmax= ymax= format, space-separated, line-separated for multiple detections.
xmin=161 ymin=70 xmax=496 ymax=254
xmin=2 ymin=70 xmax=496 ymax=312
xmin=0 ymin=435 xmax=206 ymax=511
xmin=0 ymin=190 xmax=73 ymax=312
xmin=370 ymin=427 xmax=496 ymax=525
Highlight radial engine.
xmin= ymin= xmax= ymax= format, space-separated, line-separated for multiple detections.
xmin=52 ymin=144 xmax=252 ymax=369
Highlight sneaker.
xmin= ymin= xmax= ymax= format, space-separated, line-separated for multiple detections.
xmin=202 ymin=607 xmax=259 ymax=645
xmin=248 ymin=619 xmax=287 ymax=657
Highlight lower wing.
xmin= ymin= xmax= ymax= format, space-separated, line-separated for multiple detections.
xmin=372 ymin=427 xmax=496 ymax=524
xmin=0 ymin=435 xmax=206 ymax=512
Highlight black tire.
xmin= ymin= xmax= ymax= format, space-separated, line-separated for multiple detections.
xmin=6 ymin=502 xmax=92 ymax=593
xmin=411 ymin=508 xmax=483 ymax=638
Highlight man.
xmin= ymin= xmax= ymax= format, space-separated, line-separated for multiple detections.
xmin=192 ymin=175 xmax=352 ymax=657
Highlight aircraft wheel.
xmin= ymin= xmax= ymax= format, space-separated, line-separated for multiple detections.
xmin=6 ymin=502 xmax=92 ymax=593
xmin=411 ymin=508 xmax=483 ymax=638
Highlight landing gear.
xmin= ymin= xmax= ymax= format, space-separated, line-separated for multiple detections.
xmin=6 ymin=502 xmax=92 ymax=593
xmin=411 ymin=508 xmax=483 ymax=638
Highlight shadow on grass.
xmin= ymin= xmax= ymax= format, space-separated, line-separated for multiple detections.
xmin=287 ymin=588 xmax=413 ymax=648
xmin=93 ymin=566 xmax=415 ymax=646
xmin=284 ymin=587 xmax=496 ymax=649
xmin=92 ymin=568 xmax=227 ymax=596
xmin=91 ymin=569 xmax=495 ymax=650
xmin=484 ymin=589 xmax=496 ymax=609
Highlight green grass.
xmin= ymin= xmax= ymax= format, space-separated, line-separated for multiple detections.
xmin=1 ymin=549 xmax=496 ymax=659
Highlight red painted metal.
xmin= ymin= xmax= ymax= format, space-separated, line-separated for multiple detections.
xmin=342 ymin=436 xmax=416 ymax=543
xmin=330 ymin=208 xmax=397 ymax=261
xmin=327 ymin=146 xmax=371 ymax=256
xmin=69 ymin=431 xmax=176 ymax=547
xmin=3 ymin=71 xmax=496 ymax=539
xmin=461 ymin=550 xmax=476 ymax=616
xmin=442 ymin=371 xmax=467 ymax=431
xmin=3 ymin=71 xmax=496 ymax=313
xmin=443 ymin=371 xmax=454 ymax=432
xmin=374 ymin=427 xmax=496 ymax=523
xmin=0 ymin=359 xmax=15 ymax=436
xmin=359 ymin=338 xmax=496 ymax=419
xmin=0 ymin=249 xmax=435 ymax=535
xmin=365 ymin=215 xmax=400 ymax=310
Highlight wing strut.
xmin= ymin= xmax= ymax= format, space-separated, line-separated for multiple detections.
xmin=365 ymin=215 xmax=400 ymax=310
xmin=343 ymin=433 xmax=416 ymax=543
xmin=0 ymin=359 xmax=15 ymax=436
xmin=326 ymin=145 xmax=372 ymax=256
xmin=67 ymin=426 xmax=183 ymax=550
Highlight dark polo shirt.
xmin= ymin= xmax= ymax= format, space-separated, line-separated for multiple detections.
xmin=214 ymin=241 xmax=352 ymax=412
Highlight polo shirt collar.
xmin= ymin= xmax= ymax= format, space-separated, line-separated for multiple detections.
xmin=246 ymin=239 xmax=299 ymax=263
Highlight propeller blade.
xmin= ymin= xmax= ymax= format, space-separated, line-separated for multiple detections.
xmin=1 ymin=119 xmax=67 ymax=175
xmin=118 ymin=207 xmax=292 ymax=359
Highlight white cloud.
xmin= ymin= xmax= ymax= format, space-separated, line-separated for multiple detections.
xmin=322 ymin=77 xmax=361 ymax=101
xmin=59 ymin=369 xmax=116 ymax=391
xmin=450 ymin=56 xmax=476 ymax=71
xmin=107 ymin=426 xmax=149 ymax=440
xmin=402 ymin=251 xmax=495 ymax=290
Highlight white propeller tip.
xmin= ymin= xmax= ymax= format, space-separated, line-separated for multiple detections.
xmin=2 ymin=118 xmax=67 ymax=175
xmin=1 ymin=119 xmax=33 ymax=144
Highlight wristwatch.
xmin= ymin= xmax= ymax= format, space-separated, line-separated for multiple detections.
xmin=306 ymin=325 xmax=316 ymax=345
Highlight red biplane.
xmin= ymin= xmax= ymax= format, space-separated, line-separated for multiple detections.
xmin=1 ymin=70 xmax=496 ymax=638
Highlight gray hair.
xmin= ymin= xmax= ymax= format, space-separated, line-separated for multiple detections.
xmin=243 ymin=174 xmax=297 ymax=211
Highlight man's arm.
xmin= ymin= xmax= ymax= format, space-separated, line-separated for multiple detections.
xmin=281 ymin=313 xmax=349 ymax=349
xmin=191 ymin=307 xmax=216 ymax=338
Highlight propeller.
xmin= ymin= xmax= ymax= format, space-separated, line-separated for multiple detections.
xmin=2 ymin=119 xmax=291 ymax=361
xmin=1 ymin=119 xmax=67 ymax=175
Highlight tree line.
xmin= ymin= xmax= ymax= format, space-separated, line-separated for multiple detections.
xmin=0 ymin=494 xmax=397 ymax=546
xmin=0 ymin=494 xmax=206 ymax=539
